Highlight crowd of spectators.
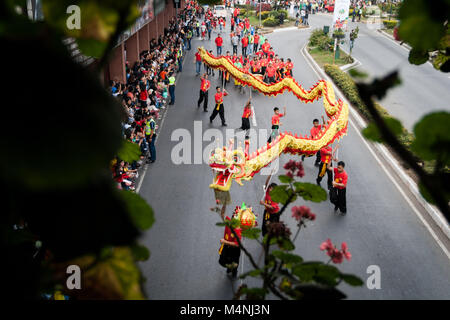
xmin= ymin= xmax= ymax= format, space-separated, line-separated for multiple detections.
xmin=108 ymin=1 xmax=204 ymax=191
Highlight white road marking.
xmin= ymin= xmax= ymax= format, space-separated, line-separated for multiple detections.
xmin=301 ymin=44 xmax=450 ymax=260
xmin=251 ymin=104 xmax=257 ymax=127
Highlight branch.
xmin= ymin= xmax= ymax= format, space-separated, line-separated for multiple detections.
xmin=357 ymin=83 xmax=450 ymax=221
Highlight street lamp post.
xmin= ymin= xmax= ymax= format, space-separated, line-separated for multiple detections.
xmin=259 ymin=0 xmax=262 ymax=27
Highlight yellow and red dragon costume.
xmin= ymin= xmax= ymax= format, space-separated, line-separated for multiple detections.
xmin=198 ymin=47 xmax=349 ymax=192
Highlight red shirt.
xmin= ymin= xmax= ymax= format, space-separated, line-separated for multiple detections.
xmin=242 ymin=37 xmax=248 ymax=47
xmin=215 ymin=36 xmax=223 ymax=47
xmin=242 ymin=107 xmax=252 ymax=118
xmin=254 ymin=34 xmax=260 ymax=44
xmin=223 ymin=217 xmax=242 ymax=245
xmin=200 ymin=78 xmax=210 ymax=92
xmin=271 ymin=113 xmax=284 ymax=125
xmin=266 ymin=66 xmax=276 ymax=77
xmin=261 ymin=42 xmax=270 ymax=53
xmin=320 ymin=146 xmax=332 ymax=163
xmin=333 ymin=168 xmax=348 ymax=189
xmin=264 ymin=192 xmax=280 ymax=214
xmin=215 ymin=91 xmax=228 ymax=104
xmin=310 ymin=125 xmax=322 ymax=139
xmin=139 ymin=90 xmax=148 ymax=101
xmin=195 ymin=52 xmax=202 ymax=62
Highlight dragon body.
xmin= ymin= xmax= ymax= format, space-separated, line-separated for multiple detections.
xmin=198 ymin=48 xmax=349 ymax=192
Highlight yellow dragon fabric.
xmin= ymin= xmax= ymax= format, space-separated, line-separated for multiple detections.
xmin=198 ymin=47 xmax=349 ymax=192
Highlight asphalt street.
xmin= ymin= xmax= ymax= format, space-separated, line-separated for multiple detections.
xmin=138 ymin=13 xmax=450 ymax=299
xmin=309 ymin=13 xmax=450 ymax=131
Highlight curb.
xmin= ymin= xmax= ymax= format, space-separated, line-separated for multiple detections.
xmin=301 ymin=44 xmax=450 ymax=244
xmin=338 ymin=47 xmax=362 ymax=71
xmin=377 ymin=29 xmax=412 ymax=50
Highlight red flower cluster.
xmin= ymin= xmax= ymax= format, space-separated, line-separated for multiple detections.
xmin=291 ymin=205 xmax=316 ymax=222
xmin=320 ymin=239 xmax=352 ymax=264
xmin=283 ymin=160 xmax=305 ymax=179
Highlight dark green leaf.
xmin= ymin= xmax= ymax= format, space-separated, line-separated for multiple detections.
xmin=130 ymin=243 xmax=150 ymax=261
xmin=117 ymin=140 xmax=142 ymax=163
xmin=408 ymin=48 xmax=429 ymax=65
xmin=362 ymin=117 xmax=404 ymax=142
xmin=269 ymin=185 xmax=289 ymax=204
xmin=340 ymin=274 xmax=364 ymax=286
xmin=272 ymin=250 xmax=303 ymax=264
xmin=293 ymin=182 xmax=327 ymax=202
xmin=278 ymin=175 xmax=293 ymax=184
xmin=241 ymin=228 xmax=261 ymax=239
xmin=120 ymin=190 xmax=155 ymax=230
xmin=411 ymin=112 xmax=450 ymax=165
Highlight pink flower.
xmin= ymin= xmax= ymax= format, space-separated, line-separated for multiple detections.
xmin=286 ymin=171 xmax=294 ymax=179
xmin=291 ymin=206 xmax=315 ymax=221
xmin=283 ymin=160 xmax=296 ymax=171
xmin=330 ymin=249 xmax=344 ymax=264
xmin=320 ymin=239 xmax=352 ymax=264
xmin=320 ymin=238 xmax=334 ymax=252
xmin=341 ymin=242 xmax=352 ymax=261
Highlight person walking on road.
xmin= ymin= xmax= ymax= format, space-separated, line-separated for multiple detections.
xmin=197 ymin=73 xmax=210 ymax=112
xmin=328 ymin=160 xmax=348 ymax=215
xmin=239 ymin=99 xmax=252 ymax=140
xmin=210 ymin=86 xmax=229 ymax=126
xmin=231 ymin=32 xmax=239 ymax=55
xmin=215 ymin=33 xmax=223 ymax=56
xmin=267 ymin=106 xmax=286 ymax=143
xmin=194 ymin=50 xmax=202 ymax=76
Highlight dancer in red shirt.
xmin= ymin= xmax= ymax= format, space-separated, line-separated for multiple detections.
xmin=260 ymin=175 xmax=280 ymax=236
xmin=239 ymin=99 xmax=252 ymax=139
xmin=197 ymin=73 xmax=210 ymax=112
xmin=328 ymin=161 xmax=348 ymax=215
xmin=267 ymin=106 xmax=286 ymax=143
xmin=302 ymin=116 xmax=326 ymax=165
xmin=210 ymin=86 xmax=229 ymax=126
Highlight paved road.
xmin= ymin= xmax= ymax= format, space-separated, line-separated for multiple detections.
xmin=138 ymin=15 xmax=450 ymax=299
xmin=309 ymin=13 xmax=450 ymax=131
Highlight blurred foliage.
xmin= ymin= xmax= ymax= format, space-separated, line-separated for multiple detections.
xmin=1 ymin=0 xmax=154 ymax=299
xmin=382 ymin=19 xmax=398 ymax=29
xmin=355 ymin=73 xmax=450 ymax=218
xmin=42 ymin=0 xmax=141 ymax=57
xmin=411 ymin=112 xmax=450 ymax=166
xmin=398 ymin=0 xmax=450 ymax=72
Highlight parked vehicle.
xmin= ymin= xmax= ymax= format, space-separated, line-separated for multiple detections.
xmin=214 ymin=5 xmax=227 ymax=17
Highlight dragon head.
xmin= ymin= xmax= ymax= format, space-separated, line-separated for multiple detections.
xmin=209 ymin=140 xmax=247 ymax=191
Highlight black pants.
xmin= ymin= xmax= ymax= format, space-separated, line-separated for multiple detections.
xmin=315 ymin=152 xmax=321 ymax=165
xmin=197 ymin=90 xmax=208 ymax=110
xmin=242 ymin=46 xmax=247 ymax=58
xmin=232 ymin=45 xmax=238 ymax=55
xmin=261 ymin=210 xmax=280 ymax=237
xmin=332 ymin=188 xmax=347 ymax=213
xmin=210 ymin=104 xmax=226 ymax=125
xmin=317 ymin=162 xmax=333 ymax=190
